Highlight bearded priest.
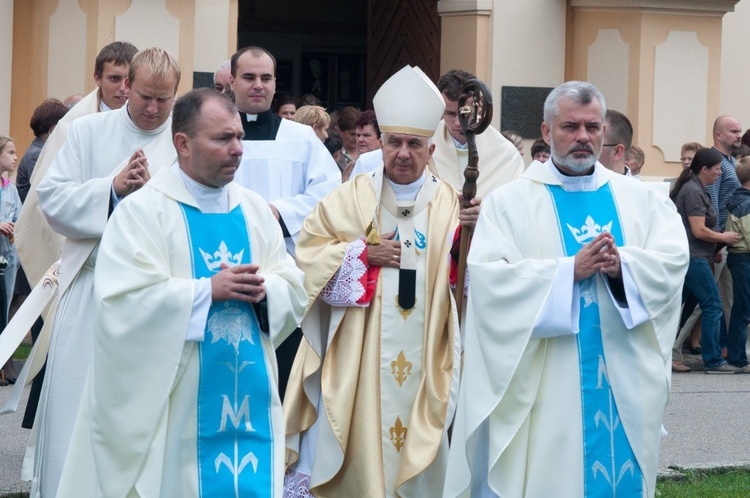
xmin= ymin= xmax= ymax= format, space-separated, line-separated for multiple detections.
xmin=444 ymin=81 xmax=689 ymax=498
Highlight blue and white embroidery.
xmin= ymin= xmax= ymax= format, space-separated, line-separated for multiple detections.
xmin=200 ymin=241 xmax=244 ymax=272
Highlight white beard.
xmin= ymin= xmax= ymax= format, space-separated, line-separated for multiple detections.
xmin=550 ymin=142 xmax=599 ymax=173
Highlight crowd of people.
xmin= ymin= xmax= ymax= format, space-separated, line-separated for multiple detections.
xmin=669 ymin=118 xmax=750 ymax=375
xmin=0 ymin=39 xmax=740 ymax=498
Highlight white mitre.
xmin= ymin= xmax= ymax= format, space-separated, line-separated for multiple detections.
xmin=373 ymin=65 xmax=445 ymax=137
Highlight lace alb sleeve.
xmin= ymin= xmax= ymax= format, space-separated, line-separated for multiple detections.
xmin=320 ymin=238 xmax=370 ymax=307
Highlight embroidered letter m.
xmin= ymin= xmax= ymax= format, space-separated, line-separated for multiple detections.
xmin=219 ymin=395 xmax=255 ymax=432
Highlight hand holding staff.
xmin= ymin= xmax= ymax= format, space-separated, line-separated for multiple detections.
xmin=455 ymin=79 xmax=493 ymax=318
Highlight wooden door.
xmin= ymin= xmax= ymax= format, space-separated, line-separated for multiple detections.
xmin=366 ymin=0 xmax=441 ymax=106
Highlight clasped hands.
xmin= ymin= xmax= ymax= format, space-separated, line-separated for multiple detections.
xmin=574 ymin=232 xmax=622 ymax=282
xmin=113 ymin=149 xmax=151 ymax=197
xmin=211 ymin=263 xmax=266 ymax=303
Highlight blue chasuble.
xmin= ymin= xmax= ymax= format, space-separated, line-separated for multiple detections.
xmin=546 ymin=183 xmax=643 ymax=497
xmin=180 ymin=203 xmax=274 ymax=498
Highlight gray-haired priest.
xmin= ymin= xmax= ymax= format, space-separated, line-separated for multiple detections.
xmin=444 ymin=81 xmax=689 ymax=498
xmin=284 ymin=66 xmax=480 ymax=497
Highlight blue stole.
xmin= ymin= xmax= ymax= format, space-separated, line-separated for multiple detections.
xmin=546 ymin=183 xmax=643 ymax=497
xmin=180 ymin=203 xmax=274 ymax=498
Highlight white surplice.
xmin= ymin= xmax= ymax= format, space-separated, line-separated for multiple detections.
xmin=350 ymin=121 xmax=524 ymax=199
xmin=29 ymin=105 xmax=176 ymax=498
xmin=444 ymin=161 xmax=689 ymax=498
xmin=57 ymin=166 xmax=306 ymax=497
xmin=428 ymin=121 xmax=523 ymax=199
xmin=235 ymin=119 xmax=340 ymax=255
xmin=16 ymin=88 xmax=102 ymax=286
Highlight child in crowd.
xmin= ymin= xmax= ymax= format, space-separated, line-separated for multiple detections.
xmin=0 ymin=136 xmax=22 ymax=384
xmin=724 ymin=156 xmax=750 ymax=373
xmin=294 ymin=105 xmax=331 ymax=143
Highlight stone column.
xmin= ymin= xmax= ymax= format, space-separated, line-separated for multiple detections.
xmin=437 ymin=0 xmax=493 ymax=81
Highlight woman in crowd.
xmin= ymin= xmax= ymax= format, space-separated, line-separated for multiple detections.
xmin=354 ymin=109 xmax=380 ymax=155
xmin=273 ymin=93 xmax=298 ymax=120
xmin=625 ymin=145 xmax=645 ymax=177
xmin=323 ymin=130 xmax=347 ymax=176
xmin=680 ymin=142 xmax=702 ymax=170
xmin=673 ymin=141 xmax=705 ymax=369
xmin=336 ymin=106 xmax=360 ymax=166
xmin=16 ymin=99 xmax=68 ymax=202
xmin=0 ymin=136 xmax=22 ymax=384
xmin=671 ymin=148 xmax=741 ymax=374
xmin=530 ymin=137 xmax=550 ymax=163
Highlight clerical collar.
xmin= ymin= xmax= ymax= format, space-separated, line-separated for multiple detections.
xmin=243 ymin=109 xmax=274 ymax=124
xmin=451 ymin=135 xmax=469 ymax=150
xmin=99 ymin=100 xmax=112 ymax=113
xmin=240 ymin=110 xmax=281 ymax=141
xmin=546 ymin=160 xmax=597 ymax=192
xmin=385 ymin=170 xmax=427 ymax=201
xmin=172 ymin=163 xmax=228 ymax=213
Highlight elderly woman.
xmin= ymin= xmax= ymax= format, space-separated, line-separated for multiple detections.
xmin=625 ymin=145 xmax=645 ymax=177
xmin=671 ymin=148 xmax=741 ymax=373
xmin=354 ymin=109 xmax=381 ymax=155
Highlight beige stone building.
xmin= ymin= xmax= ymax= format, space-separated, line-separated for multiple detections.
xmin=1 ymin=0 xmax=747 ymax=178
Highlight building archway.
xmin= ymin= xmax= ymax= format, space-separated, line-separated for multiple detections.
xmin=233 ymin=0 xmax=440 ymax=110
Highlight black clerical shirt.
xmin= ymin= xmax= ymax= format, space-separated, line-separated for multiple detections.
xmin=240 ymin=110 xmax=282 ymax=141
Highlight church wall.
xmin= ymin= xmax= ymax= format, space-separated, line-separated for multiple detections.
xmin=439 ymin=0 xmax=566 ymax=167
xmin=438 ymin=0 xmax=492 ymax=79
xmin=720 ymin=1 xmax=750 ymax=128
xmin=644 ymin=12 xmax=720 ymax=178
xmin=9 ymin=0 xmax=52 ymax=154
xmin=5 ymin=0 xmax=749 ymax=178
xmin=491 ymin=0 xmax=567 ymax=91
xmin=6 ymin=0 xmax=218 ymax=155
xmin=490 ymin=0 xmax=568 ymax=166
xmin=0 ymin=0 xmax=13 ymax=136
xmin=193 ymin=0 xmax=237 ymax=74
xmin=48 ymin=0 xmax=87 ymax=106
xmin=564 ymin=4 xmax=726 ymax=178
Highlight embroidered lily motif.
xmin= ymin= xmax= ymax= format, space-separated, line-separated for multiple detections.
xmin=391 ymin=351 xmax=412 ymax=386
xmin=208 ymin=303 xmax=256 ymax=351
xmin=390 ymin=417 xmax=407 ymax=452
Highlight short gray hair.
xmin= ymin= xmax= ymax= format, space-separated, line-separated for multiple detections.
xmin=543 ymin=81 xmax=606 ymax=125
xmin=213 ymin=60 xmax=230 ymax=84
